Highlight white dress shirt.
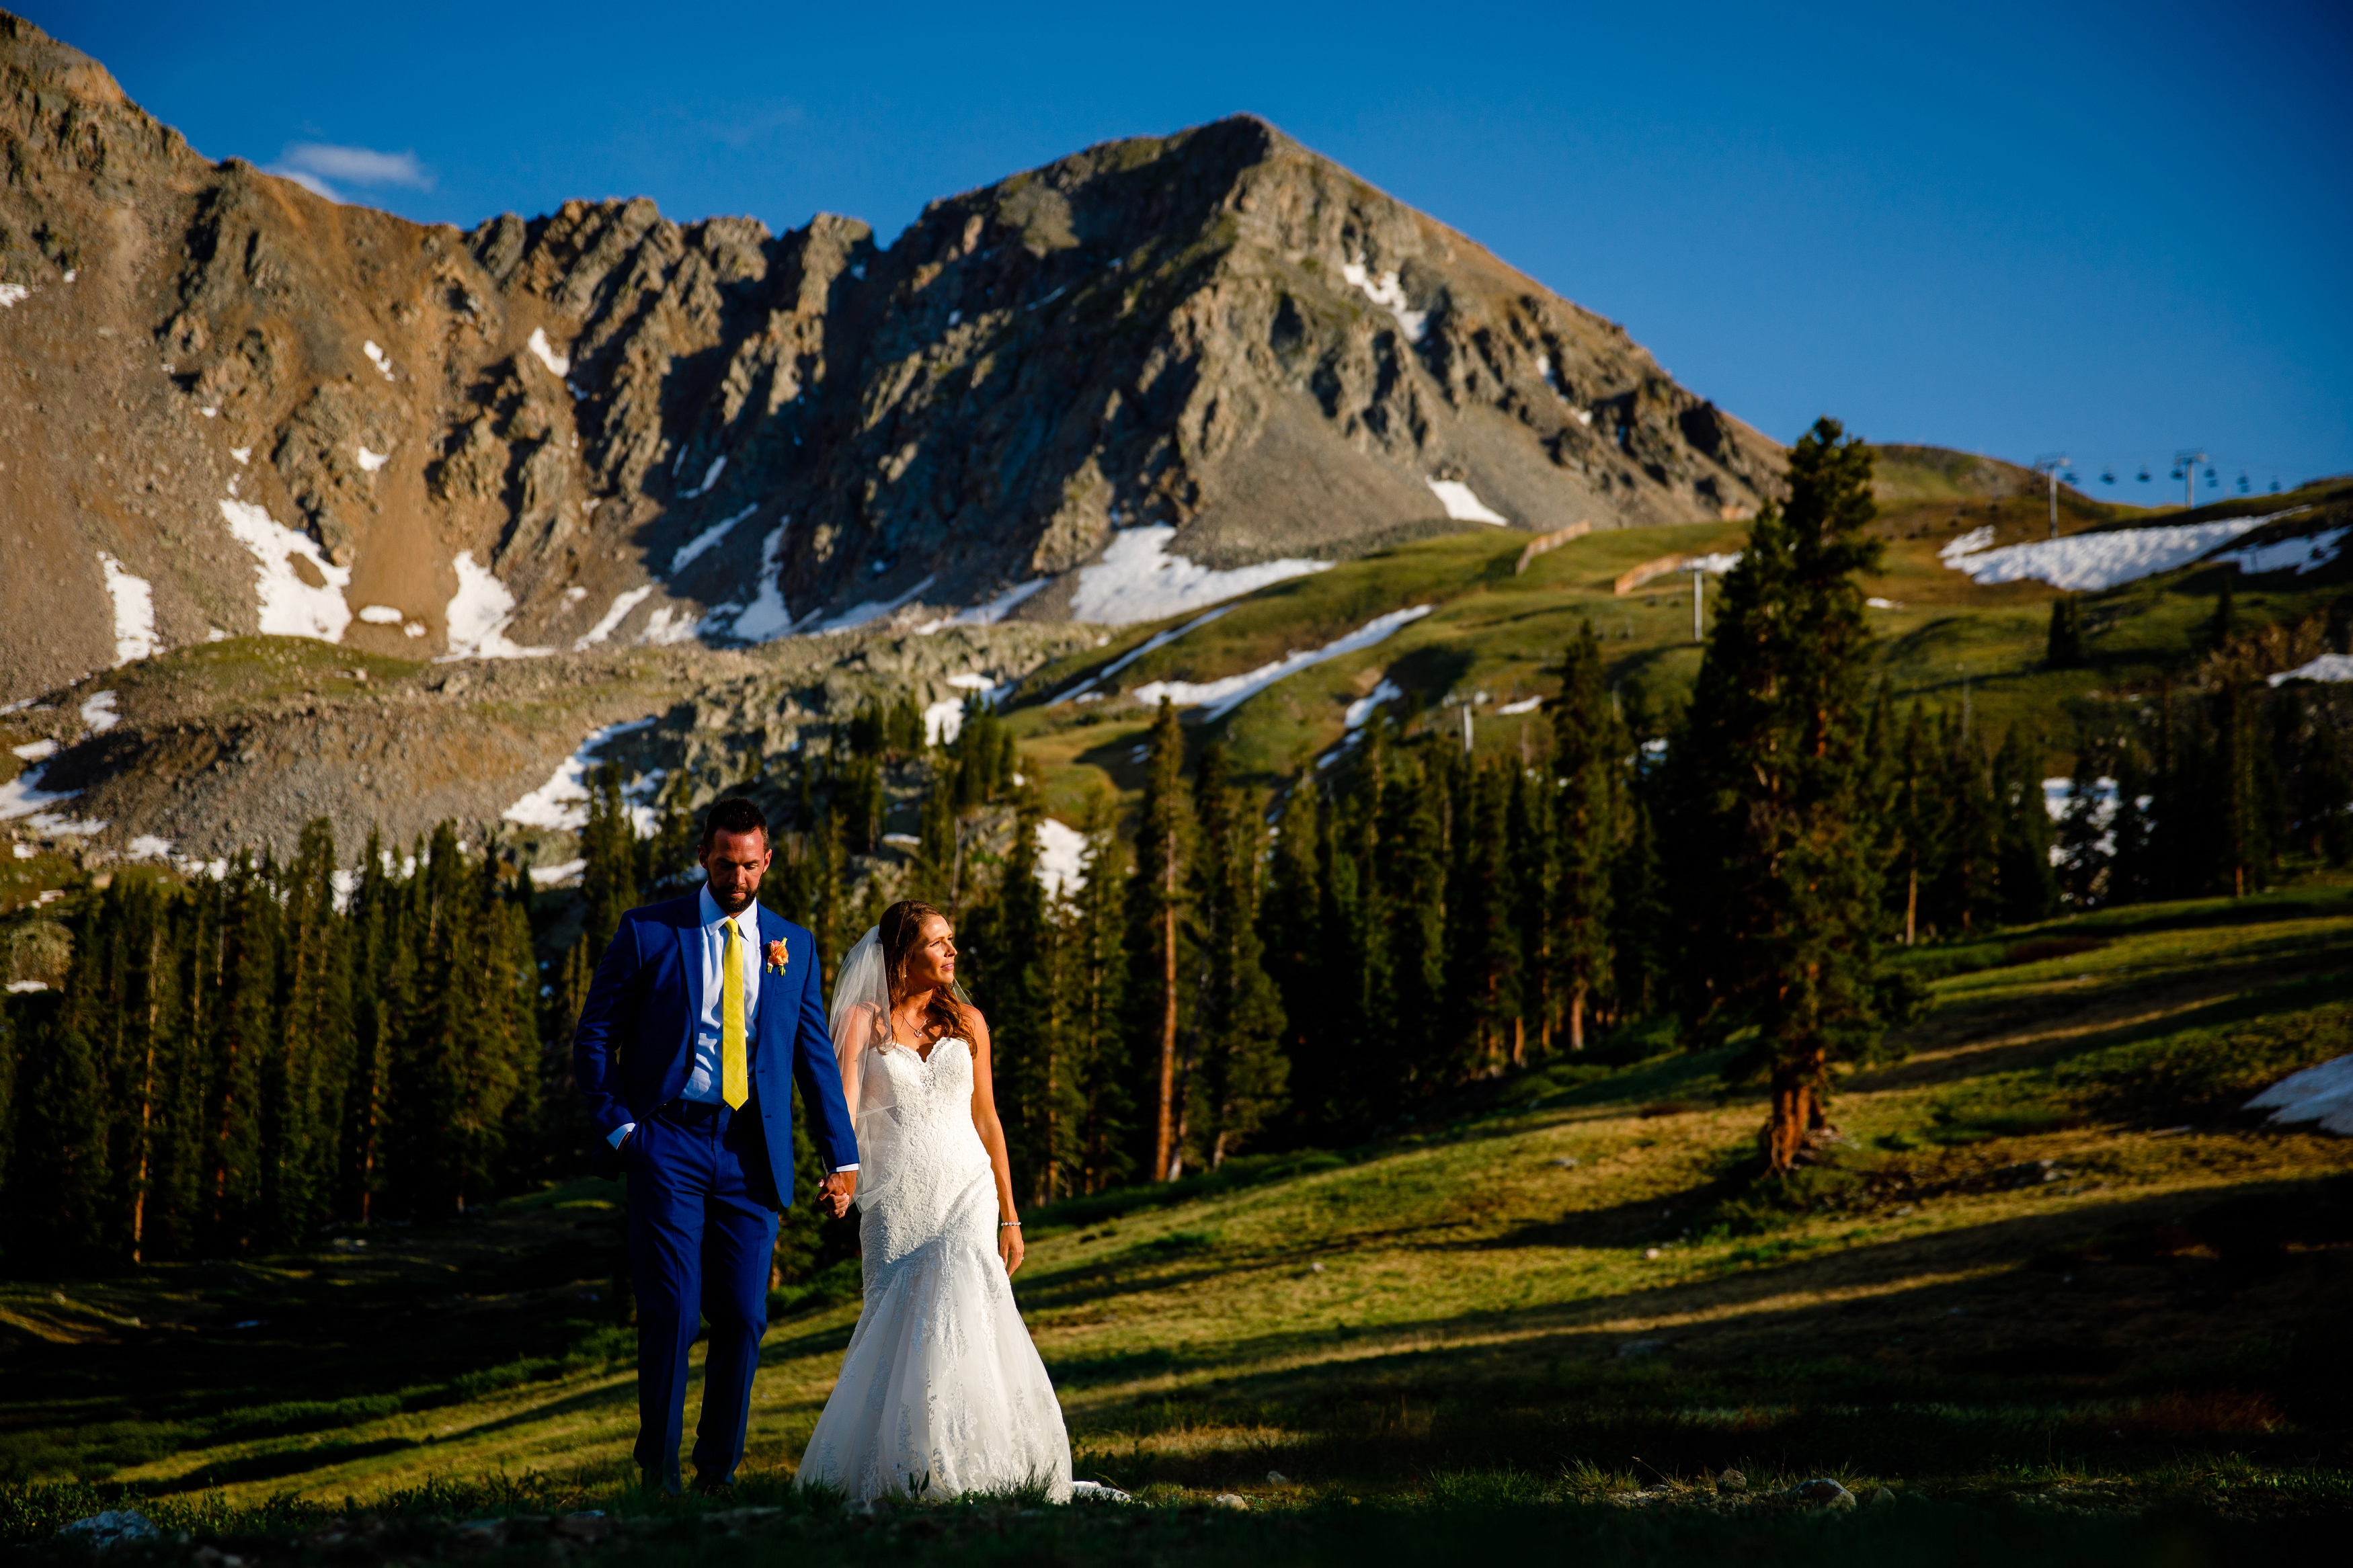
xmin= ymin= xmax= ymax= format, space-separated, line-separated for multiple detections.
xmin=607 ymin=886 xmax=854 ymax=1171
xmin=681 ymin=884 xmax=763 ymax=1102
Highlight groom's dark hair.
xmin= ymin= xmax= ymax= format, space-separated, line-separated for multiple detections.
xmin=699 ymin=796 xmax=770 ymax=851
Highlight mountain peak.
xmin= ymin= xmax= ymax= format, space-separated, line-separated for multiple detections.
xmin=0 ymin=19 xmax=1780 ymax=700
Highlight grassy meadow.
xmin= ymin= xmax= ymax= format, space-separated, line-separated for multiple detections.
xmin=5 ymin=874 xmax=2350 ymax=1559
xmin=1005 ymin=469 xmax=2353 ymax=819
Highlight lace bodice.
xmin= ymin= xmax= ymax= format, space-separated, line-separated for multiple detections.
xmin=852 ymin=1034 xmax=992 ymax=1272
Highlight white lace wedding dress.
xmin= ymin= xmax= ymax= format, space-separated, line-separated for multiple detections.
xmin=794 ymin=1026 xmax=1074 ymax=1502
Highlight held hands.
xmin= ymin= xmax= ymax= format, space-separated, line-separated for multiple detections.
xmin=998 ymin=1220 xmax=1025 ymax=1276
xmin=818 ymin=1168 xmax=857 ymax=1219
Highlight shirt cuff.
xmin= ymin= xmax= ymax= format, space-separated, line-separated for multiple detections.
xmin=832 ymin=1163 xmax=859 ymax=1173
xmin=608 ymin=1122 xmax=635 ymax=1149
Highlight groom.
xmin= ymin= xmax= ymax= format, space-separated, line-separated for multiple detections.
xmin=573 ymin=796 xmax=860 ymax=1493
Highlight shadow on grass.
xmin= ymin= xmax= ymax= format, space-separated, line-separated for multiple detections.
xmin=1049 ymin=1181 xmax=2353 ymax=1489
xmin=1853 ymin=962 xmax=2352 ymax=1098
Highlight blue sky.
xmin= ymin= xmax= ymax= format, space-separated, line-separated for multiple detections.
xmin=33 ymin=1 xmax=2352 ymax=493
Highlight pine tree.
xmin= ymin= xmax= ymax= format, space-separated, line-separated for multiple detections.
xmin=1505 ymin=756 xmax=1553 ymax=1059
xmin=1316 ymin=736 xmax=1378 ymax=1134
xmin=2107 ymin=749 xmax=2159 ymax=904
xmin=209 ymin=856 xmax=275 ymax=1247
xmin=644 ymin=770 xmax=699 ymax=891
xmin=2055 ymin=742 xmax=2112 ymax=907
xmin=2046 ymin=595 xmax=2085 ymax=668
xmin=1669 ymin=417 xmax=1889 ymax=1174
xmin=1886 ymin=704 xmax=1937 ymax=944
xmin=1551 ymin=622 xmax=1618 ymax=1049
xmin=978 ymin=788 xmax=1077 ymax=1201
xmin=1445 ymin=761 xmax=1519 ymax=1074
xmin=1375 ymin=747 xmax=1449 ymax=1101
xmin=580 ymin=763 xmax=640 ymax=956
xmin=1127 ymin=698 xmax=1189 ymax=1181
xmin=811 ymin=807 xmax=846 ymax=987
xmin=1608 ymin=783 xmax=1667 ymax=1023
xmin=1992 ymin=727 xmax=2060 ymax=924
xmin=21 ymin=900 xmax=112 ymax=1258
xmin=268 ymin=819 xmax=350 ymax=1247
xmin=1064 ymin=814 xmax=1131 ymax=1192
xmin=2212 ymin=680 xmax=2268 ymax=896
xmin=2209 ymin=573 xmax=2238 ymax=651
xmin=2292 ymin=694 xmax=2353 ymax=865
xmin=915 ymin=770 xmax=959 ymax=908
xmin=1260 ymin=783 xmax=1328 ymax=1114
xmin=1928 ymin=714 xmax=2001 ymax=934
xmin=1182 ymin=743 xmax=1287 ymax=1170
xmin=346 ymin=829 xmax=407 ymax=1225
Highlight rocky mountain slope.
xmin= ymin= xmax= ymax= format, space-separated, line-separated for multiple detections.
xmin=0 ymin=10 xmax=1781 ymax=703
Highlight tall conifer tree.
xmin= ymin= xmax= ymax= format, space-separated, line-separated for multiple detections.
xmin=1551 ymin=622 xmax=1618 ymax=1049
xmin=1064 ymin=815 xmax=1131 ymax=1192
xmin=1669 ymin=417 xmax=1889 ymax=1174
xmin=1127 ymin=699 xmax=1190 ymax=1180
xmin=1182 ymin=743 xmax=1287 ymax=1170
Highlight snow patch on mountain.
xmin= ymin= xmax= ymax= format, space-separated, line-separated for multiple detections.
xmin=1426 ymin=479 xmax=1507 ymax=525
xmin=1940 ymin=513 xmax=2299 ymax=591
xmin=502 ymin=716 xmax=662 ymax=833
xmin=669 ymin=503 xmax=760 ymax=575
xmin=2270 ymin=653 xmax=2353 ymax=688
xmin=219 ymin=498 xmax=352 ymax=642
xmin=1341 ymin=263 xmax=1427 ymax=342
xmin=526 ymin=327 xmax=571 ymax=377
xmin=1034 ymin=817 xmax=1089 ymax=898
xmin=2215 ymin=526 xmax=2347 ymax=577
xmin=443 ymin=551 xmax=552 ymax=659
xmin=914 ymin=577 xmax=1050 ymax=634
xmin=573 ymin=585 xmax=654 ymax=649
xmin=97 ymin=552 xmax=155 ymax=664
xmin=1069 ymin=526 xmax=1330 ymax=625
xmin=1132 ymin=605 xmax=1434 ymax=721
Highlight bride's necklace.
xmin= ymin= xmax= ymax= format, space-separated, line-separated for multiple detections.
xmin=890 ymin=999 xmax=937 ymax=1063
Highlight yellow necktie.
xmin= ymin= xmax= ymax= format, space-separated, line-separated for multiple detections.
xmin=721 ymin=917 xmax=748 ymax=1110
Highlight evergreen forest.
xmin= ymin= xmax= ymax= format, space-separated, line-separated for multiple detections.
xmin=5 ymin=424 xmax=2350 ymax=1269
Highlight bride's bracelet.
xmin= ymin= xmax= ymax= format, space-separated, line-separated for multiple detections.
xmin=1000 ymin=1221 xmax=1021 ymax=1228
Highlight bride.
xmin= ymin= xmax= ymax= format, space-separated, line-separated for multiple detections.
xmin=793 ymin=900 xmax=1074 ymax=1501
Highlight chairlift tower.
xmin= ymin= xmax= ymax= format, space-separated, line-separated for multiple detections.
xmin=2031 ymin=454 xmax=2069 ymax=539
xmin=2173 ymin=449 xmax=2206 ymax=511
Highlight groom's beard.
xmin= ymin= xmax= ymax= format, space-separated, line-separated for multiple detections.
xmin=709 ymin=881 xmax=758 ymax=915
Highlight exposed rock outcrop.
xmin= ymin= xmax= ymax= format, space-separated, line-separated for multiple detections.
xmin=0 ymin=11 xmax=1782 ymax=703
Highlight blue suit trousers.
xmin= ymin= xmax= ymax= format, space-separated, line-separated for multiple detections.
xmin=627 ymin=1097 xmax=781 ymax=1490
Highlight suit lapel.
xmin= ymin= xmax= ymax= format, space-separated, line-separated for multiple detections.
xmin=678 ymin=900 xmax=705 ymax=1030
xmin=753 ymin=906 xmax=785 ymax=1062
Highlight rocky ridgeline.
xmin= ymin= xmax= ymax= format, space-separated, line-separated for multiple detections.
xmin=3 ymin=624 xmax=1092 ymax=866
xmin=0 ymin=10 xmax=1781 ymax=703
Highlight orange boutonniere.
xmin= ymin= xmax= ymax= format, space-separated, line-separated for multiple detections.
xmin=765 ymin=939 xmax=789 ymax=975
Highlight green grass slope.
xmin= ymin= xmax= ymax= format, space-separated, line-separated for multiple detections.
xmin=1003 ymin=464 xmax=2352 ymax=813
xmin=5 ymin=880 xmax=2349 ymax=1526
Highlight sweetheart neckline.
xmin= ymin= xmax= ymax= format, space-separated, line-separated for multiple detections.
xmin=885 ymin=1034 xmax=967 ymax=1067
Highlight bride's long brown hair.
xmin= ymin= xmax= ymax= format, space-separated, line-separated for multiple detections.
xmin=880 ymin=900 xmax=966 ymax=1044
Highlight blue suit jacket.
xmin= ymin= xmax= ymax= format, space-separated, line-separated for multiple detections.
xmin=571 ymin=893 xmax=856 ymax=1204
